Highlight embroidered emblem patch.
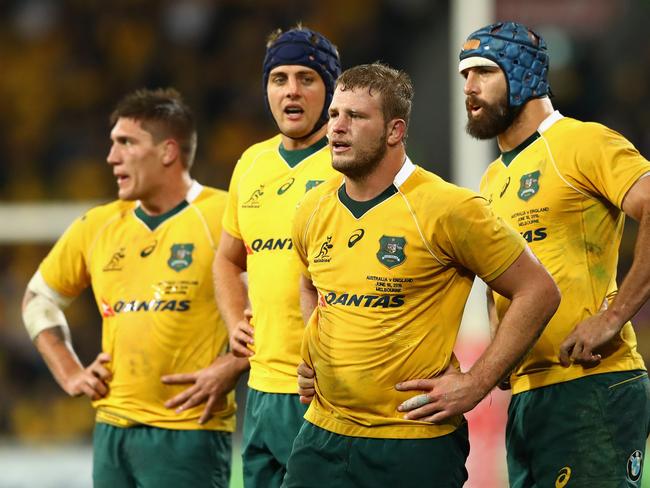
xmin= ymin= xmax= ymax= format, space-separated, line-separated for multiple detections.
xmin=518 ymin=170 xmax=540 ymax=201
xmin=168 ymin=243 xmax=194 ymax=272
xmin=376 ymin=236 xmax=406 ymax=269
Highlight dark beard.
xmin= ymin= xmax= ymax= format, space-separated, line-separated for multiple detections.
xmin=465 ymin=94 xmax=521 ymax=140
xmin=333 ymin=131 xmax=387 ymax=180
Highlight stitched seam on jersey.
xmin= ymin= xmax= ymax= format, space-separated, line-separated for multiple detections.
xmin=302 ymin=189 xmax=337 ymax=248
xmin=541 ymin=134 xmax=591 ymax=199
xmin=86 ymin=212 xmax=123 ymax=264
xmin=189 ymin=204 xmax=215 ymax=248
xmin=238 ymin=147 xmax=277 ymax=200
xmin=396 ymin=188 xmax=446 ymax=267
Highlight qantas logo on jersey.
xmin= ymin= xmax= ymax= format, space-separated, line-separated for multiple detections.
xmin=100 ymin=298 xmax=191 ymax=317
xmin=247 ymin=237 xmax=293 ymax=253
xmin=521 ymin=227 xmax=547 ymax=243
xmin=321 ymin=291 xmax=405 ymax=308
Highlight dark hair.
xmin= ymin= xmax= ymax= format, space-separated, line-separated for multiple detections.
xmin=336 ymin=63 xmax=413 ymax=140
xmin=110 ymin=88 xmax=197 ymax=169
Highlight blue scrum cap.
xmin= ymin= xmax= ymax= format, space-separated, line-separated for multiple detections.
xmin=262 ymin=27 xmax=341 ymax=131
xmin=458 ymin=21 xmax=550 ymax=108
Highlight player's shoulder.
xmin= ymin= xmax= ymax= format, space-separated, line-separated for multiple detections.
xmin=402 ymin=164 xmax=477 ymax=205
xmin=238 ymin=134 xmax=282 ymax=164
xmin=189 ymin=184 xmax=228 ymax=217
xmin=546 ymin=115 xmax=612 ymax=142
xmin=81 ymin=199 xmax=133 ymax=226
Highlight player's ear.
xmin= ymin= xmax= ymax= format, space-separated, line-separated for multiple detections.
xmin=386 ymin=119 xmax=406 ymax=146
xmin=161 ymin=139 xmax=180 ymax=166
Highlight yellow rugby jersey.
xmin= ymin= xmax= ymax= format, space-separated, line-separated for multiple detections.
xmin=222 ymin=134 xmax=338 ymax=393
xmin=39 ymin=182 xmax=235 ymax=431
xmin=480 ymin=112 xmax=649 ymax=394
xmin=292 ymin=158 xmax=526 ymax=439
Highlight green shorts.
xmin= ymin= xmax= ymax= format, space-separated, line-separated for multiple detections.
xmin=507 ymin=370 xmax=650 ymax=488
xmin=93 ymin=422 xmax=231 ymax=488
xmin=282 ymin=421 xmax=469 ymax=488
xmin=242 ymin=389 xmax=307 ymax=488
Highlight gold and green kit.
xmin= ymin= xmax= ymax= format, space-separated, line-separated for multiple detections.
xmin=292 ymin=158 xmax=527 ymax=439
xmin=222 ymin=135 xmax=338 ymax=393
xmin=480 ymin=111 xmax=650 ymax=394
xmin=39 ymin=182 xmax=235 ymax=432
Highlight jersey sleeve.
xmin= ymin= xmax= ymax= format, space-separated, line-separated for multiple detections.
xmin=435 ymin=192 xmax=527 ymax=283
xmin=222 ymin=158 xmax=244 ymax=239
xmin=569 ymin=124 xmax=650 ymax=208
xmin=39 ymin=214 xmax=92 ymax=298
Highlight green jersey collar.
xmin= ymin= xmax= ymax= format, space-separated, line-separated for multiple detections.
xmin=279 ymin=136 xmax=328 ymax=168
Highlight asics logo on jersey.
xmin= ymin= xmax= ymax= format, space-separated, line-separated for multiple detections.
xmin=314 ymin=236 xmax=333 ymax=263
xmin=348 ymin=229 xmax=365 ymax=248
xmin=140 ymin=240 xmax=157 ymax=257
xmin=627 ymin=450 xmax=643 ymax=482
xmin=323 ymin=292 xmax=405 ymax=308
xmin=102 ymin=299 xmax=191 ymax=316
xmin=500 ymin=176 xmax=511 ymax=197
xmin=103 ymin=248 xmax=126 ymax=271
xmin=242 ymin=185 xmax=264 ymax=208
xmin=277 ymin=178 xmax=295 ymax=195
xmin=249 ymin=237 xmax=293 ymax=252
xmin=555 ymin=466 xmax=571 ymax=487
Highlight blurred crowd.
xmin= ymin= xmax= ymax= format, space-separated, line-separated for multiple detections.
xmin=0 ymin=0 xmax=649 ymax=444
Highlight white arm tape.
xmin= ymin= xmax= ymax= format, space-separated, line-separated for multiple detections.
xmin=23 ymin=271 xmax=74 ymax=340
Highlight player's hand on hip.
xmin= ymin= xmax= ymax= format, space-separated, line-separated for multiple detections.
xmin=559 ymin=311 xmax=622 ymax=367
xmin=297 ymin=361 xmax=315 ymax=404
xmin=395 ymin=364 xmax=481 ymax=423
xmin=162 ymin=353 xmax=245 ymax=424
xmin=66 ymin=352 xmax=112 ymax=400
xmin=230 ymin=318 xmax=255 ymax=358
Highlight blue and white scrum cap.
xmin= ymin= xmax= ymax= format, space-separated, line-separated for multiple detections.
xmin=263 ymin=27 xmax=341 ymax=132
xmin=459 ymin=21 xmax=551 ymax=107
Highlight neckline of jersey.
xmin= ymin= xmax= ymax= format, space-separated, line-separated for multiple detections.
xmin=134 ymin=199 xmax=189 ymax=231
xmin=338 ymin=183 xmax=398 ymax=219
xmin=278 ymin=136 xmax=328 ymax=168
xmin=501 ymin=131 xmax=541 ymax=167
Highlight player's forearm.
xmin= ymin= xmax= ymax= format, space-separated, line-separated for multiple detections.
xmin=213 ymin=253 xmax=249 ymax=334
xmin=605 ymin=207 xmax=650 ymax=327
xmin=299 ymin=275 xmax=318 ymax=324
xmin=34 ymin=327 xmax=85 ymax=394
xmin=486 ymin=287 xmax=499 ymax=340
xmin=469 ymin=279 xmax=559 ymax=396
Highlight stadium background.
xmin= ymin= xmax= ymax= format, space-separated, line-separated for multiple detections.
xmin=0 ymin=0 xmax=649 ymax=486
